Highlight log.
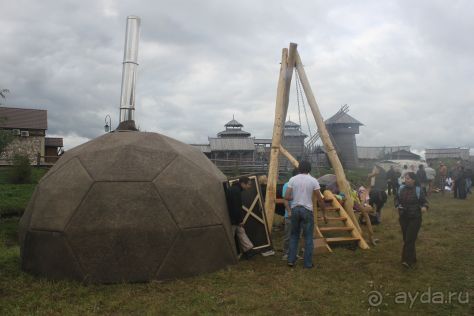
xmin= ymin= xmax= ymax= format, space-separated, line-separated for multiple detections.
xmin=279 ymin=145 xmax=299 ymax=168
xmin=358 ymin=188 xmax=376 ymax=245
xmin=264 ymin=44 xmax=297 ymax=232
xmin=294 ymin=50 xmax=369 ymax=249
xmin=294 ymin=51 xmax=362 ymax=233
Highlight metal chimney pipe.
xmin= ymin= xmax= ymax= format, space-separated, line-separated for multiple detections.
xmin=118 ymin=15 xmax=140 ymax=130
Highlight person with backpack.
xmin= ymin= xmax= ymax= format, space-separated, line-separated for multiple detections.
xmin=394 ymin=172 xmax=429 ymax=268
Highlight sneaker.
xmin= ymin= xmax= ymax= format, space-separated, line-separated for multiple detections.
xmin=281 ymin=254 xmax=288 ymax=261
xmin=402 ymin=262 xmax=410 ymax=269
xmin=261 ymin=250 xmax=275 ymax=257
xmin=297 ymin=255 xmax=303 ymax=260
xmin=303 ymin=264 xmax=314 ymax=269
xmin=287 ymin=262 xmax=295 ymax=267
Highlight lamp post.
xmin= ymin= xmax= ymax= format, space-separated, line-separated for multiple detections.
xmin=104 ymin=115 xmax=112 ymax=133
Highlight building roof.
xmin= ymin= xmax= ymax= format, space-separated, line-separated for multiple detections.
xmin=209 ymin=137 xmax=255 ymax=151
xmin=282 ymin=120 xmax=307 ymax=137
xmin=224 ymin=119 xmax=243 ymax=127
xmin=45 ymin=137 xmax=63 ymax=147
xmin=284 ymin=120 xmax=300 ymax=128
xmin=254 ymin=138 xmax=272 ymax=145
xmin=217 ymin=117 xmax=251 ymax=137
xmin=190 ymin=144 xmax=211 ymax=153
xmin=425 ymin=148 xmax=470 ymax=160
xmin=384 ymin=149 xmax=420 ymax=160
xmin=357 ymin=146 xmax=411 ymax=160
xmin=325 ymin=112 xmax=363 ymax=125
xmin=217 ymin=129 xmax=251 ymax=137
xmin=0 ymin=106 xmax=47 ymax=130
xmin=284 ymin=129 xmax=307 ymax=137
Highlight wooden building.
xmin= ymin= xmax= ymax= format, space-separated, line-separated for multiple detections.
xmin=208 ymin=118 xmax=255 ymax=162
xmin=357 ymin=146 xmax=415 ymax=169
xmin=325 ymin=112 xmax=362 ymax=169
xmin=192 ymin=118 xmax=308 ymax=175
xmin=44 ymin=137 xmax=64 ymax=163
xmin=0 ymin=106 xmax=63 ymax=165
xmin=425 ymin=148 xmax=470 ymax=161
xmin=280 ymin=120 xmax=307 ymax=170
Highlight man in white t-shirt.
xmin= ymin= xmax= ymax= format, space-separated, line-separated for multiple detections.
xmin=284 ymin=161 xmax=326 ymax=268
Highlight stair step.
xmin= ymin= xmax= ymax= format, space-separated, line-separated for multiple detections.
xmin=323 ymin=207 xmax=340 ymax=211
xmin=326 ymin=237 xmax=360 ymax=243
xmin=319 ymin=226 xmax=354 ymax=233
xmin=323 ymin=216 xmax=347 ymax=221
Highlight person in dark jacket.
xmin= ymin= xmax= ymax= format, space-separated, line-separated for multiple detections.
xmin=227 ymin=176 xmax=256 ymax=259
xmin=368 ymin=164 xmax=388 ymax=224
xmin=416 ymin=164 xmax=428 ymax=195
xmin=386 ymin=165 xmax=400 ymax=196
xmin=454 ymin=165 xmax=467 ymax=199
xmin=395 ymin=172 xmax=428 ymax=268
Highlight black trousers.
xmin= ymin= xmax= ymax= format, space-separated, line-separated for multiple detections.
xmin=387 ymin=181 xmax=399 ymax=196
xmin=369 ymin=190 xmax=387 ymax=214
xmin=399 ymin=215 xmax=422 ymax=265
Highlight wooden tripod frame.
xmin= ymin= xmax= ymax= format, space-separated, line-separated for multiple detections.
xmin=264 ymin=43 xmax=370 ymax=249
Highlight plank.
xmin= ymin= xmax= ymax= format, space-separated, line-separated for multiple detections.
xmin=319 ymin=226 xmax=353 ymax=233
xmin=326 ymin=237 xmax=360 ymax=243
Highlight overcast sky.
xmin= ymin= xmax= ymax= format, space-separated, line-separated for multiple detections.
xmin=1 ymin=0 xmax=473 ymax=154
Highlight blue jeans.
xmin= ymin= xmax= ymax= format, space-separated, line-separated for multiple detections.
xmin=288 ymin=206 xmax=314 ymax=268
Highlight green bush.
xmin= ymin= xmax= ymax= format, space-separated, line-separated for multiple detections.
xmin=8 ymin=154 xmax=32 ymax=184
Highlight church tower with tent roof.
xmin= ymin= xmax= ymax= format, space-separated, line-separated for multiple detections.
xmin=325 ymin=112 xmax=363 ymax=169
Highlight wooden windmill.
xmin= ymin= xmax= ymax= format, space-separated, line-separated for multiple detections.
xmin=264 ymin=43 xmax=373 ymax=251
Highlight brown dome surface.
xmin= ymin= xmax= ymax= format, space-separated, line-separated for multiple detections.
xmin=19 ymin=131 xmax=237 ymax=283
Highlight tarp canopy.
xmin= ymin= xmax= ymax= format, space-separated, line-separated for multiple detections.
xmin=318 ymin=174 xmax=339 ymax=193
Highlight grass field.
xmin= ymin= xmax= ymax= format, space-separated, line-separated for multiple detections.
xmin=0 ymin=190 xmax=473 ymax=315
xmin=0 ymin=167 xmax=47 ymax=217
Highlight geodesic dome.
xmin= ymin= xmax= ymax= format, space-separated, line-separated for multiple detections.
xmin=19 ymin=131 xmax=237 ymax=283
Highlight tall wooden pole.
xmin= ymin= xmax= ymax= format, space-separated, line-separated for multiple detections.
xmin=264 ymin=43 xmax=297 ymax=232
xmin=294 ymin=51 xmax=365 ymax=237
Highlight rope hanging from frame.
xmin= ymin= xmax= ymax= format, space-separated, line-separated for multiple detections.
xmin=295 ymin=69 xmax=313 ymax=139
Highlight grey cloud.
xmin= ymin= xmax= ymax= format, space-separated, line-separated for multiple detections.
xmin=1 ymin=0 xmax=472 ymax=153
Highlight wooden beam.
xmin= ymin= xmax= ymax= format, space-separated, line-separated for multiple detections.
xmin=279 ymin=145 xmax=299 ymax=168
xmin=359 ymin=188 xmax=376 ymax=245
xmin=264 ymin=43 xmax=297 ymax=233
xmin=294 ymin=50 xmax=364 ymax=235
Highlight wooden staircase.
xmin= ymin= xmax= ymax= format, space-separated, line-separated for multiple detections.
xmin=276 ymin=191 xmax=369 ymax=253
xmin=315 ymin=191 xmax=369 ymax=250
